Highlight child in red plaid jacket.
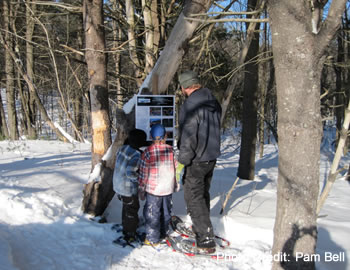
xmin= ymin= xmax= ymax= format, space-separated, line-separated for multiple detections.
xmin=138 ymin=124 xmax=179 ymax=245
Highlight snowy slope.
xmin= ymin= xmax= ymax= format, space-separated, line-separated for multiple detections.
xmin=0 ymin=137 xmax=349 ymax=270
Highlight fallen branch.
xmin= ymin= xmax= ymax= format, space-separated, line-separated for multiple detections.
xmin=317 ymin=100 xmax=350 ymax=215
xmin=220 ymin=177 xmax=240 ymax=215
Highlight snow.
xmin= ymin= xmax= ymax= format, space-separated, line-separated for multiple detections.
xmin=123 ymin=95 xmax=137 ymax=115
xmin=53 ymin=122 xmax=79 ymax=144
xmin=0 ymin=135 xmax=349 ymax=270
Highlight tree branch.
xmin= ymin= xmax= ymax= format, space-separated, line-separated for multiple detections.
xmin=184 ymin=16 xmax=268 ymax=23
xmin=317 ymin=0 xmax=347 ymax=54
xmin=317 ymin=101 xmax=350 ymax=214
xmin=30 ymin=1 xmax=82 ymax=13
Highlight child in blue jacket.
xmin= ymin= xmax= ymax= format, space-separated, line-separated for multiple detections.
xmin=113 ymin=129 xmax=147 ymax=241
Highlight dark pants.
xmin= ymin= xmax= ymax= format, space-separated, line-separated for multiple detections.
xmin=119 ymin=195 xmax=139 ymax=236
xmin=143 ymin=193 xmax=172 ymax=243
xmin=183 ymin=160 xmax=216 ymax=243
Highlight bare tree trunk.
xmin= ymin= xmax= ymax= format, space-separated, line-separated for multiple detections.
xmin=237 ymin=0 xmax=260 ymax=180
xmin=83 ymin=0 xmax=111 ymax=167
xmin=112 ymin=0 xmax=123 ymax=110
xmin=25 ymin=0 xmax=37 ymax=139
xmin=126 ymin=0 xmax=143 ymax=86
xmin=258 ymin=65 xmax=267 ymax=158
xmin=258 ymin=19 xmax=269 ymax=158
xmin=0 ymin=93 xmax=9 ymax=138
xmin=82 ymin=0 xmax=112 ymax=216
xmin=142 ymin=0 xmax=154 ymax=75
xmin=64 ymin=17 xmax=85 ymax=141
xmin=151 ymin=0 xmax=160 ymax=55
xmin=3 ymin=0 xmax=19 ymax=140
xmin=335 ymin=29 xmax=345 ymax=145
xmin=268 ymin=1 xmax=347 ymax=270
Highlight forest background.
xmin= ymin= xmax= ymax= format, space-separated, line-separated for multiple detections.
xmin=1 ymin=1 xmax=350 ymax=269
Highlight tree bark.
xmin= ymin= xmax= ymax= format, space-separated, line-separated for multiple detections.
xmin=237 ymin=0 xmax=260 ymax=180
xmin=142 ymin=0 xmax=155 ymax=75
xmin=82 ymin=109 xmax=131 ymax=216
xmin=83 ymin=0 xmax=112 ymax=167
xmin=24 ymin=0 xmax=37 ymax=139
xmin=268 ymin=1 xmax=347 ymax=269
xmin=126 ymin=0 xmax=143 ymax=86
xmin=0 ymin=93 xmax=9 ymax=138
xmin=258 ymin=19 xmax=270 ymax=158
xmin=82 ymin=0 xmax=112 ymax=216
xmin=3 ymin=0 xmax=19 ymax=140
xmin=112 ymin=0 xmax=123 ymax=110
xmin=335 ymin=29 xmax=345 ymax=145
xmin=151 ymin=0 xmax=160 ymax=56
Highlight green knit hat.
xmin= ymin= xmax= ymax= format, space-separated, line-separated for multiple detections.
xmin=178 ymin=71 xmax=199 ymax=89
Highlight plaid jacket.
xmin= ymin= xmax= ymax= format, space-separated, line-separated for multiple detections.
xmin=112 ymin=145 xmax=141 ymax=196
xmin=138 ymin=142 xmax=176 ymax=196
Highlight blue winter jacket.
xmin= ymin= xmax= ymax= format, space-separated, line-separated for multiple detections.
xmin=112 ymin=145 xmax=141 ymax=196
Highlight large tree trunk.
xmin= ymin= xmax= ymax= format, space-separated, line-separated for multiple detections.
xmin=83 ymin=0 xmax=111 ymax=167
xmin=82 ymin=0 xmax=112 ymax=216
xmin=237 ymin=0 xmax=260 ymax=180
xmin=267 ymin=1 xmax=346 ymax=270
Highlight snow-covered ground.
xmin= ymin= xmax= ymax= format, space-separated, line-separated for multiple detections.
xmin=0 ymin=135 xmax=349 ymax=270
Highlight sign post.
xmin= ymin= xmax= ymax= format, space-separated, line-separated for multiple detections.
xmin=135 ymin=95 xmax=175 ymax=145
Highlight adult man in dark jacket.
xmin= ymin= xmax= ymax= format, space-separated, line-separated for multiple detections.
xmin=177 ymin=70 xmax=222 ymax=252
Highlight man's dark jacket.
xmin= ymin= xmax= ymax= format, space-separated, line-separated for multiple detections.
xmin=178 ymin=87 xmax=222 ymax=165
